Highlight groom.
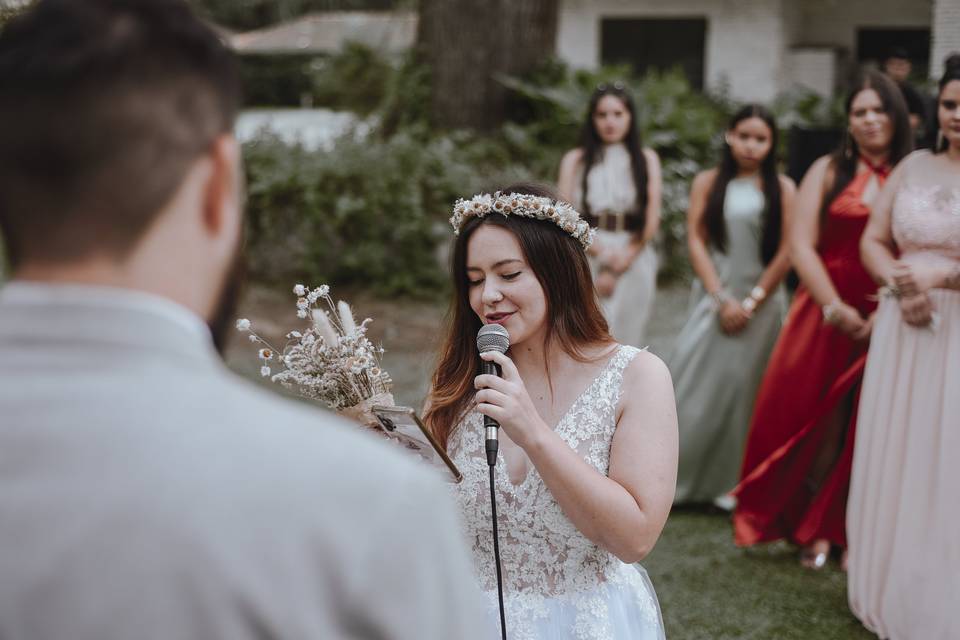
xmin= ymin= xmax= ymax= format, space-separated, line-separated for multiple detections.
xmin=0 ymin=1 xmax=485 ymax=639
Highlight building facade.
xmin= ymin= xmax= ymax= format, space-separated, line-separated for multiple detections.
xmin=557 ymin=0 xmax=934 ymax=100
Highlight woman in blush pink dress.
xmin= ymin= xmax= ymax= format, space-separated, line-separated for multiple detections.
xmin=847 ymin=65 xmax=960 ymax=640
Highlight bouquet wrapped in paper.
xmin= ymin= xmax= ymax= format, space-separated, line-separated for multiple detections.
xmin=236 ymin=284 xmax=394 ymax=428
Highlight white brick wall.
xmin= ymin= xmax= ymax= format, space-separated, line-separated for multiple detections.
xmin=557 ymin=0 xmax=933 ymax=101
xmin=794 ymin=0 xmax=931 ymax=51
xmin=557 ymin=0 xmax=785 ymax=101
xmin=931 ymin=0 xmax=960 ymax=80
xmin=785 ymin=48 xmax=836 ymax=97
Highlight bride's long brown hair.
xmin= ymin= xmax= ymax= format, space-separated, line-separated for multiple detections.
xmin=424 ymin=183 xmax=612 ymax=450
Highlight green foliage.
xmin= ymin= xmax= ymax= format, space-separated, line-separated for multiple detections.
xmin=241 ymin=50 xmax=751 ymax=294
xmin=0 ymin=2 xmax=29 ymax=29
xmin=772 ymin=86 xmax=847 ymax=130
xmin=239 ymin=54 xmax=321 ymax=107
xmin=240 ymin=44 xmax=394 ymax=111
xmin=242 ymin=128 xmax=534 ymax=296
xmin=309 ymin=42 xmax=394 ymax=115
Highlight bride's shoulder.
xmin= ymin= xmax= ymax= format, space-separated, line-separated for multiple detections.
xmin=618 ymin=345 xmax=672 ymax=396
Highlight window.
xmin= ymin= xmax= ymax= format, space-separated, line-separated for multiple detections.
xmin=856 ymin=28 xmax=931 ymax=79
xmin=600 ymin=18 xmax=707 ymax=89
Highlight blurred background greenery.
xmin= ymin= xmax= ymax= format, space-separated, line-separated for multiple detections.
xmin=234 ymin=41 xmax=843 ymax=294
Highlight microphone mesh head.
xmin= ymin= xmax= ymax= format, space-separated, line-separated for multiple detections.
xmin=477 ymin=323 xmax=510 ymax=354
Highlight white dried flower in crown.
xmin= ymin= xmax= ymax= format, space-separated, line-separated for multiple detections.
xmin=449 ymin=191 xmax=594 ymax=249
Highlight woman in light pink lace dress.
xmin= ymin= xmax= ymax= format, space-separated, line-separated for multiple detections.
xmin=847 ymin=66 xmax=960 ymax=640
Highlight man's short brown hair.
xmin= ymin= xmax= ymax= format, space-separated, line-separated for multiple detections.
xmin=0 ymin=0 xmax=241 ymax=267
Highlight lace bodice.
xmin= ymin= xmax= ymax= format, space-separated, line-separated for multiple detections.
xmin=893 ymin=183 xmax=960 ymax=261
xmin=575 ymin=144 xmax=638 ymax=215
xmin=448 ymin=345 xmax=662 ymax=638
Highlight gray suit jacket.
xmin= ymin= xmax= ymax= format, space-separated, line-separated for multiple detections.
xmin=0 ymin=285 xmax=488 ymax=640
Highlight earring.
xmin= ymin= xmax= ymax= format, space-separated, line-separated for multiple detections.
xmin=937 ymin=129 xmax=945 ymax=151
xmin=843 ymin=134 xmax=854 ymax=159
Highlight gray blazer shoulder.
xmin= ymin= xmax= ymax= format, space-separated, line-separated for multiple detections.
xmin=0 ymin=296 xmax=488 ymax=640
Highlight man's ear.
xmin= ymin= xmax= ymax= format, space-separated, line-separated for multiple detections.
xmin=201 ymin=134 xmax=242 ymax=237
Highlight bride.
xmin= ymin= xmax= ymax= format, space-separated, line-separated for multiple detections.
xmin=425 ymin=183 xmax=677 ymax=639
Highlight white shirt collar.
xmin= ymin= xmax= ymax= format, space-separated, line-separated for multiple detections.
xmin=0 ymin=281 xmax=212 ymax=344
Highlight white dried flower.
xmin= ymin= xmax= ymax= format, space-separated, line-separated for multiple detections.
xmin=312 ymin=308 xmax=339 ymax=345
xmin=337 ymin=301 xmax=357 ymax=337
xmin=248 ymin=335 xmax=258 ymax=343
xmin=242 ymin=283 xmax=392 ymax=412
xmin=236 ymin=318 xmax=251 ymax=331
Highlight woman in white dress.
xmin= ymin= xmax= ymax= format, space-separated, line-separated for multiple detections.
xmin=425 ymin=183 xmax=677 ymax=639
xmin=558 ymin=83 xmax=662 ymax=347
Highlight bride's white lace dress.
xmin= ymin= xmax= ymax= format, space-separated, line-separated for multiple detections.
xmin=448 ymin=345 xmax=666 ymax=639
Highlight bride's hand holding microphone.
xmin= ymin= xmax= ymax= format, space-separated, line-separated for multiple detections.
xmin=474 ymin=351 xmax=548 ymax=451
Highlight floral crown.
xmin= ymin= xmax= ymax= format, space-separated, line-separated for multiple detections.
xmin=449 ymin=192 xmax=595 ymax=249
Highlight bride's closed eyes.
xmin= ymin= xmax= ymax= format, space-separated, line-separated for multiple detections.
xmin=468 ymin=271 xmax=522 ymax=287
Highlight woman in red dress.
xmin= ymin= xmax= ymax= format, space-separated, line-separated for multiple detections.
xmin=732 ymin=70 xmax=913 ymax=569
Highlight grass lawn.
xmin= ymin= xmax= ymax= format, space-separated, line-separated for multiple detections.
xmin=646 ymin=509 xmax=871 ymax=639
xmin=227 ymin=282 xmax=875 ymax=640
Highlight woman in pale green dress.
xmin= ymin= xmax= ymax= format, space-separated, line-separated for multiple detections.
xmin=671 ymin=105 xmax=796 ymax=506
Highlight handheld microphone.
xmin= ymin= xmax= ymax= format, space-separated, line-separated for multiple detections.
xmin=476 ymin=323 xmax=510 ymax=467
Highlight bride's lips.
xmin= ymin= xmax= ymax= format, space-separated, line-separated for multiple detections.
xmin=485 ymin=311 xmax=515 ymax=324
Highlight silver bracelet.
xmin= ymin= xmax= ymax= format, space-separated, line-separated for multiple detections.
xmin=822 ymin=299 xmax=843 ymax=325
xmin=710 ymin=289 xmax=734 ymax=311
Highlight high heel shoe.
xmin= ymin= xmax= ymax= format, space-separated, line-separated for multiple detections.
xmin=800 ymin=541 xmax=830 ymax=570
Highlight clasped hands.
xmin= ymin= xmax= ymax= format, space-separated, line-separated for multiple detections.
xmin=473 ymin=351 xmax=547 ymax=451
xmin=717 ymin=299 xmax=751 ymax=335
xmin=594 ymin=244 xmax=637 ymax=298
xmin=890 ymin=261 xmax=942 ymax=327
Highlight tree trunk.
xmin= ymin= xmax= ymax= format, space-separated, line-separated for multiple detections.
xmin=416 ymin=0 xmax=558 ymax=130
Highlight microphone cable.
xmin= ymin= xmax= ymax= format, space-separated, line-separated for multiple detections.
xmin=488 ymin=451 xmax=507 ymax=640
xmin=476 ymin=323 xmax=510 ymax=639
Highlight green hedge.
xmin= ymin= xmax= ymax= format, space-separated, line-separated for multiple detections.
xmin=243 ymin=126 xmax=535 ymax=295
xmin=241 ymin=46 xmax=843 ymax=295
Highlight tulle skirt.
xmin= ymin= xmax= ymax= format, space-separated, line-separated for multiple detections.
xmin=480 ymin=564 xmax=665 ymax=640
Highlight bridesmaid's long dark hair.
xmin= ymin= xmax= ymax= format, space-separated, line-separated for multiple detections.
xmin=821 ymin=70 xmax=912 ymax=214
xmin=424 ymin=183 xmax=612 ymax=450
xmin=579 ymin=84 xmax=648 ymax=226
xmin=702 ymin=104 xmax=782 ymax=265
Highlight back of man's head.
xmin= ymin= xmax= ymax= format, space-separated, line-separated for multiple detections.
xmin=0 ymin=0 xmax=240 ymax=269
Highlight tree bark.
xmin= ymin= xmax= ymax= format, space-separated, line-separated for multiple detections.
xmin=416 ymin=0 xmax=558 ymax=130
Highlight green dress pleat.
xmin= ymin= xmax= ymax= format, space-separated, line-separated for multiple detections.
xmin=670 ymin=177 xmax=786 ymax=504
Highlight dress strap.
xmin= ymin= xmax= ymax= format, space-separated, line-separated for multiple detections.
xmin=860 ymin=154 xmax=892 ymax=179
